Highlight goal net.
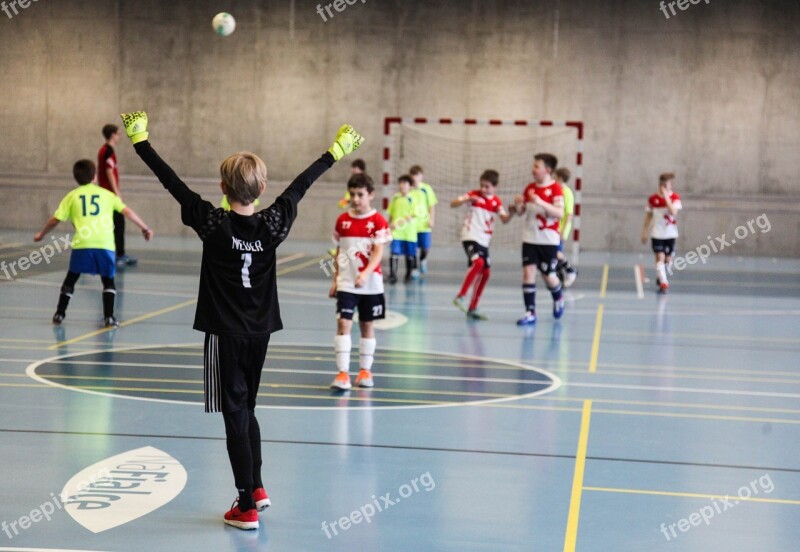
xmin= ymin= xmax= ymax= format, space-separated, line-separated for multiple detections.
xmin=383 ymin=118 xmax=584 ymax=262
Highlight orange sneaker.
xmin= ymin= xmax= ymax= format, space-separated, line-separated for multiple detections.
xmin=330 ymin=371 xmax=352 ymax=390
xmin=355 ymin=369 xmax=374 ymax=388
xmin=224 ymin=500 xmax=259 ymax=530
xmin=253 ymin=487 xmax=271 ymax=511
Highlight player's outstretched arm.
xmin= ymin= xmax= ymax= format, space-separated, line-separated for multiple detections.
xmin=121 ymin=207 xmax=154 ymax=241
xmin=34 ymin=217 xmax=60 ymax=242
xmin=262 ymin=125 xmax=364 ymax=243
xmin=121 ymin=111 xmax=215 ymax=236
xmin=641 ymin=212 xmax=653 ymax=244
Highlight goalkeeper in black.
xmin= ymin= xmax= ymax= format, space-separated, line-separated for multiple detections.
xmin=120 ymin=111 xmax=364 ymax=531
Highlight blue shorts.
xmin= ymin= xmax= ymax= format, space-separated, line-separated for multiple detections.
xmin=417 ymin=231 xmax=432 ymax=249
xmin=391 ymin=240 xmax=418 ymax=257
xmin=557 ymin=241 xmax=564 ymax=253
xmin=69 ymin=249 xmax=116 ymax=278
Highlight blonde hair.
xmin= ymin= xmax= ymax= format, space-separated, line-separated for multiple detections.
xmin=220 ymin=152 xmax=267 ymax=206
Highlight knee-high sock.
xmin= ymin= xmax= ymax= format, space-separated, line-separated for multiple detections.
xmin=458 ymin=257 xmax=485 ymax=298
xmin=405 ymin=255 xmax=417 ymax=277
xmin=390 ymin=255 xmax=399 ymax=279
xmin=419 ymin=247 xmax=429 ymax=262
xmin=223 ymin=408 xmax=255 ymax=510
xmin=469 ymin=267 xmax=491 ymax=310
xmin=248 ymin=410 xmax=263 ymax=489
xmin=101 ymin=276 xmax=116 ymax=318
xmin=360 ymin=337 xmax=376 ymax=371
xmin=656 ymin=261 xmax=668 ymax=284
xmin=523 ymin=284 xmax=536 ymax=313
xmin=56 ymin=271 xmax=80 ymax=315
xmin=548 ymin=282 xmax=563 ymax=302
xmin=335 ymin=334 xmax=352 ymax=374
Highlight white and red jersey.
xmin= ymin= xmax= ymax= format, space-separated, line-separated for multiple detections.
xmin=522 ymin=181 xmax=564 ymax=245
xmin=333 ymin=209 xmax=391 ymax=295
xmin=646 ymin=192 xmax=682 ymax=239
xmin=460 ymin=190 xmax=506 ymax=247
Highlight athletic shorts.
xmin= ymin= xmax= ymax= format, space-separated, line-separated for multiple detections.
xmin=557 ymin=241 xmax=564 ymax=253
xmin=522 ymin=243 xmax=559 ymax=275
xmin=462 ymin=241 xmax=491 ymax=268
xmin=203 ymin=333 xmax=270 ymax=413
xmin=651 ymin=238 xmax=676 ymax=257
xmin=336 ymin=291 xmax=386 ymax=322
xmin=417 ymin=231 xmax=432 ymax=249
xmin=69 ymin=249 xmax=116 ymax=279
xmin=391 ymin=239 xmax=418 ymax=257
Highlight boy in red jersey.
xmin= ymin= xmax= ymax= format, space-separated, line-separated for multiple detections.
xmin=513 ymin=153 xmax=565 ymax=325
xmin=97 ymin=124 xmax=137 ymax=266
xmin=451 ymin=170 xmax=513 ymax=320
xmin=641 ymin=173 xmax=682 ymax=292
xmin=329 ymin=173 xmax=391 ymax=390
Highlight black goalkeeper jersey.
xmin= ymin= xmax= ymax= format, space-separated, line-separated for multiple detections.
xmin=134 ymin=141 xmax=334 ymax=337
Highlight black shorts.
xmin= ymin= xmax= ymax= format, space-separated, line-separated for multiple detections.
xmin=462 ymin=241 xmax=491 ymax=268
xmin=522 ymin=243 xmax=559 ymax=274
xmin=336 ymin=291 xmax=386 ymax=322
xmin=203 ymin=333 xmax=270 ymax=413
xmin=651 ymin=238 xmax=676 ymax=256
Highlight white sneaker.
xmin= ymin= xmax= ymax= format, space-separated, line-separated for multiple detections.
xmin=355 ymin=369 xmax=374 ymax=388
xmin=330 ymin=371 xmax=352 ymax=390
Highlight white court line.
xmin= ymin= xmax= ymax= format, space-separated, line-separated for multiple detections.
xmin=0 ymin=549 xmax=112 ymax=552
xmin=634 ymin=264 xmax=644 ymax=299
xmin=26 ymin=342 xmax=562 ymax=411
xmin=565 ymin=381 xmax=800 ymax=400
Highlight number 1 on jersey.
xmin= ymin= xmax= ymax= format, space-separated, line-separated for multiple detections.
xmin=241 ymin=253 xmax=252 ymax=288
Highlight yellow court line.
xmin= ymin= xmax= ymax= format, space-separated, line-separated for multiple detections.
xmin=46 ymin=255 xmax=315 ymax=350
xmin=599 ymin=264 xmax=609 ymax=298
xmin=583 ymin=486 xmax=800 ymax=506
xmin=276 ymin=257 xmax=323 ymax=275
xmin=564 ymin=400 xmax=592 ymax=552
xmin=48 ymin=299 xmax=198 ymax=350
xmin=589 ymin=304 xmax=604 ymax=373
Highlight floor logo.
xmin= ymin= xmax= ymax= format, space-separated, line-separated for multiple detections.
xmin=61 ymin=446 xmax=187 ymax=533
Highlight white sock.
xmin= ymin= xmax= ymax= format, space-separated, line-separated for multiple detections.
xmin=360 ymin=338 xmax=376 ymax=371
xmin=656 ymin=262 xmax=668 ymax=284
xmin=334 ymin=335 xmax=351 ymax=373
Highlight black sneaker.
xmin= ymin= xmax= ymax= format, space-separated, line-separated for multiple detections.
xmin=52 ymin=312 xmax=65 ymax=325
xmin=104 ymin=316 xmax=120 ymax=328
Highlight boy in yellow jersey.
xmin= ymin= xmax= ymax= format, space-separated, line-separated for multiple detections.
xmin=409 ymin=165 xmax=438 ymax=277
xmin=387 ymin=174 xmax=419 ymax=284
xmin=34 ymin=160 xmax=154 ymax=327
xmin=554 ymin=168 xmax=578 ymax=287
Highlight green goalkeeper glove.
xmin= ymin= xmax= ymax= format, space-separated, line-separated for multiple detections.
xmin=328 ymin=124 xmax=364 ymax=161
xmin=120 ymin=111 xmax=149 ymax=144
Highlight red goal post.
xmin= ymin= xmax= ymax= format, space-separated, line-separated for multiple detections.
xmin=382 ymin=117 xmax=584 ymax=263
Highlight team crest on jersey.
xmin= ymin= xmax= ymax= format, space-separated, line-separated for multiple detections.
xmin=366 ymin=221 xmax=375 ymax=232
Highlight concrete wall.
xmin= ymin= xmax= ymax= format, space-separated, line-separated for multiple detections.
xmin=0 ymin=0 xmax=798 ymax=255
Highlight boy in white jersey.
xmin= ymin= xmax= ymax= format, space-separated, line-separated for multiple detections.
xmin=329 ymin=173 xmax=391 ymax=390
xmin=641 ymin=172 xmax=682 ymax=293
xmin=451 ymin=170 xmax=513 ymax=320
xmin=513 ymin=153 xmax=565 ymax=326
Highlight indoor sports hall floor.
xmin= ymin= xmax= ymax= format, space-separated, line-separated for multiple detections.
xmin=1 ymin=233 xmax=799 ymax=552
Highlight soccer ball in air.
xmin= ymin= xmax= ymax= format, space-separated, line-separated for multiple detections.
xmin=212 ymin=12 xmax=236 ymax=36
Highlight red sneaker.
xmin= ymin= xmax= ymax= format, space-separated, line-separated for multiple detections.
xmin=223 ymin=500 xmax=259 ymax=530
xmin=659 ymin=281 xmax=670 ymax=293
xmin=253 ymin=487 xmax=271 ymax=511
